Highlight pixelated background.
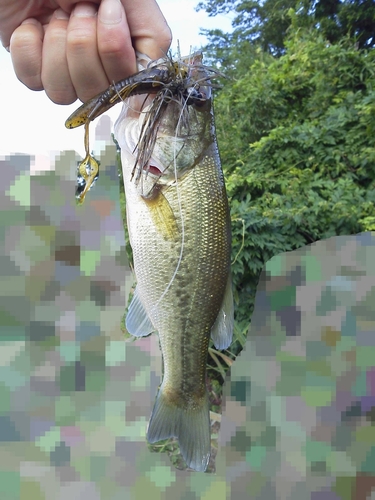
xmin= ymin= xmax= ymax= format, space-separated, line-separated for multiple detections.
xmin=1 ymin=130 xmax=375 ymax=498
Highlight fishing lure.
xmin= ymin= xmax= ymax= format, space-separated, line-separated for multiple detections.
xmin=65 ymin=52 xmax=221 ymax=203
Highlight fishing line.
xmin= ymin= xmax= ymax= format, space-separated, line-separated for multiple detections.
xmin=152 ymin=55 xmax=220 ymax=306
xmin=149 ymin=70 xmax=192 ymax=313
xmin=121 ymin=54 xmax=207 ymax=329
xmin=125 ymin=86 xmax=189 ymax=335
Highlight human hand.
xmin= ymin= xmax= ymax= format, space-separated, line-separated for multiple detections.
xmin=0 ymin=0 xmax=171 ymax=104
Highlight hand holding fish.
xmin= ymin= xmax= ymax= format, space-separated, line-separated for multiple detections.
xmin=0 ymin=0 xmax=171 ymax=103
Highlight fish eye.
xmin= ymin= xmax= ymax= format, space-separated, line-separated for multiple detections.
xmin=184 ymin=87 xmax=207 ymax=107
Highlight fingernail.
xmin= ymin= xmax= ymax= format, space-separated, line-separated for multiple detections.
xmin=55 ymin=9 xmax=69 ymax=20
xmin=73 ymin=3 xmax=97 ymax=18
xmin=21 ymin=18 xmax=40 ymax=26
xmin=99 ymin=0 xmax=123 ymax=25
xmin=4 ymin=46 xmax=10 ymax=53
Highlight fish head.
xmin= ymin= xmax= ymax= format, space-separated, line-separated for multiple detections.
xmin=114 ymin=52 xmax=216 ymax=199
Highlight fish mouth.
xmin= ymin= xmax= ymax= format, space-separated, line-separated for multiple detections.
xmin=143 ymin=164 xmax=162 ymax=177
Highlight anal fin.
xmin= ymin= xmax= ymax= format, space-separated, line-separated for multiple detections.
xmin=210 ymin=272 xmax=234 ymax=350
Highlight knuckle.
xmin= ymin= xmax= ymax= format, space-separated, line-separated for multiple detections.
xmin=11 ymin=28 xmax=37 ymax=53
xmin=42 ymin=75 xmax=77 ymax=104
xmin=66 ymin=28 xmax=93 ymax=52
xmin=16 ymin=77 xmax=43 ymax=92
xmin=25 ymin=79 xmax=44 ymax=91
xmin=157 ymin=25 xmax=173 ymax=51
xmin=14 ymin=61 xmax=42 ymax=89
xmin=99 ymin=38 xmax=124 ymax=58
xmin=45 ymin=88 xmax=77 ymax=105
xmin=45 ymin=26 xmax=66 ymax=46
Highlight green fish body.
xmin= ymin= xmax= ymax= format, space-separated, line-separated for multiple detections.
xmin=114 ymin=53 xmax=233 ymax=472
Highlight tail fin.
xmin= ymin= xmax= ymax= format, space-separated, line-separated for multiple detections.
xmin=146 ymin=385 xmax=211 ymax=472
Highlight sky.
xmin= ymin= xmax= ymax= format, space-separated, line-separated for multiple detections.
xmin=0 ymin=0 xmax=233 ymax=160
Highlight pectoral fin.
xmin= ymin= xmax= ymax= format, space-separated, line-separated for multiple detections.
xmin=210 ymin=273 xmax=234 ymax=350
xmin=144 ymin=189 xmax=178 ymax=240
xmin=125 ymin=287 xmax=154 ymax=337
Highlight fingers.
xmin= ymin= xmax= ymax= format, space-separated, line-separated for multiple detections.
xmin=42 ymin=9 xmax=76 ymax=104
xmin=66 ymin=2 xmax=109 ymax=102
xmin=8 ymin=0 xmax=172 ymax=105
xmin=97 ymin=0 xmax=136 ymax=83
xmin=65 ymin=0 xmax=137 ymax=103
xmin=10 ymin=18 xmax=44 ymax=91
xmin=122 ymin=0 xmax=172 ymax=59
xmin=64 ymin=0 xmax=171 ymax=102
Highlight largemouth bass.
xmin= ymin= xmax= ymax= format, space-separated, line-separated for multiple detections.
xmin=114 ymin=53 xmax=233 ymax=472
xmin=66 ymin=52 xmax=233 ymax=472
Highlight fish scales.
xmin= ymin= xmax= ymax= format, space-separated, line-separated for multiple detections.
xmin=134 ymin=148 xmax=230 ymax=390
xmin=113 ymin=53 xmax=233 ymax=472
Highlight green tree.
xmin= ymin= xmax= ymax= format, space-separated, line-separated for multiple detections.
xmin=314 ymin=0 xmax=375 ymax=49
xmin=212 ymin=27 xmax=375 ymax=328
xmin=197 ymin=0 xmax=375 ymax=54
xmin=198 ymin=0 xmax=309 ymax=55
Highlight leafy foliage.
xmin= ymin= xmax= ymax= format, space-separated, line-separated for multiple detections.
xmin=314 ymin=0 xmax=375 ymax=50
xmin=197 ymin=0 xmax=375 ymax=55
xmin=197 ymin=0 xmax=309 ymax=54
xmin=214 ymin=28 xmax=375 ymax=326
